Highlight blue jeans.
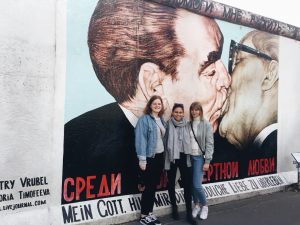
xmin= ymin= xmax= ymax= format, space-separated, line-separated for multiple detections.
xmin=191 ymin=155 xmax=207 ymax=205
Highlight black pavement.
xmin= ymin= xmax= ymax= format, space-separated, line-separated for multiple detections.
xmin=122 ymin=189 xmax=300 ymax=225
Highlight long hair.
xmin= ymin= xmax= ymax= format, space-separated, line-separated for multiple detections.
xmin=144 ymin=95 xmax=165 ymax=117
xmin=189 ymin=101 xmax=203 ymax=121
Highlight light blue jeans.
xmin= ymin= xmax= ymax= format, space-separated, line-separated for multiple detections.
xmin=191 ymin=155 xmax=207 ymax=206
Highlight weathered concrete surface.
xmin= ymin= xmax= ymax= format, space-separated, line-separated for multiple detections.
xmin=124 ymin=187 xmax=300 ymax=225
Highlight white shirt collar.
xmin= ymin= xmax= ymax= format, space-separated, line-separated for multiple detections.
xmin=118 ymin=104 xmax=138 ymax=128
xmin=253 ymin=123 xmax=278 ymax=148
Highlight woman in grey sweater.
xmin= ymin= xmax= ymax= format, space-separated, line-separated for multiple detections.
xmin=189 ymin=102 xmax=214 ymax=220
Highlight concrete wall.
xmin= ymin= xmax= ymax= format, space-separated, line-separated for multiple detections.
xmin=0 ymin=0 xmax=299 ymax=225
xmin=0 ymin=0 xmax=65 ymax=224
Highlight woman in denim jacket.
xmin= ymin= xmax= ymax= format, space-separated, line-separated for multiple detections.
xmin=135 ymin=95 xmax=166 ymax=225
xmin=189 ymin=102 xmax=214 ymax=220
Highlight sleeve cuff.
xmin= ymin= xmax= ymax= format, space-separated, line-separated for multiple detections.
xmin=138 ymin=155 xmax=146 ymax=161
xmin=205 ymin=159 xmax=211 ymax=164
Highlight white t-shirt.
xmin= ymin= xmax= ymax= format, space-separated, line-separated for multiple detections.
xmin=190 ymin=118 xmax=200 ymax=156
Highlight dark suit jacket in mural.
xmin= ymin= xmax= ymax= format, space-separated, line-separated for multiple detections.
xmin=239 ymin=129 xmax=277 ymax=179
xmin=62 ymin=103 xmax=139 ymax=203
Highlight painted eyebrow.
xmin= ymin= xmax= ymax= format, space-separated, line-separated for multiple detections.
xmin=199 ymin=51 xmax=221 ymax=73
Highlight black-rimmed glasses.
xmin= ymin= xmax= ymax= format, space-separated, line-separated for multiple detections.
xmin=228 ymin=40 xmax=273 ymax=74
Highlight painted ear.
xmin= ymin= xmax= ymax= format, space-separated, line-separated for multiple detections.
xmin=262 ymin=60 xmax=279 ymax=91
xmin=138 ymin=62 xmax=165 ymax=100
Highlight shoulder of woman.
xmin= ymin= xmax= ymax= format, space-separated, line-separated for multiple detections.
xmin=203 ymin=119 xmax=212 ymax=128
xmin=201 ymin=118 xmax=208 ymax=123
xmin=138 ymin=114 xmax=150 ymax=123
xmin=138 ymin=114 xmax=146 ymax=120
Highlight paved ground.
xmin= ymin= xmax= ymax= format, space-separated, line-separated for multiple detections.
xmin=122 ymin=188 xmax=300 ymax=225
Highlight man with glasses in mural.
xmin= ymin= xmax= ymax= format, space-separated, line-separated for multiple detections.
xmin=219 ymin=30 xmax=279 ymax=169
xmin=62 ymin=0 xmax=231 ymax=211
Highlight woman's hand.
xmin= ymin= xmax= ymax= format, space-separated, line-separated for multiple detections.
xmin=139 ymin=162 xmax=146 ymax=171
xmin=203 ymin=163 xmax=210 ymax=171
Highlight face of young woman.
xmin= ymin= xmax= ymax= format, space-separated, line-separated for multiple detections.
xmin=172 ymin=107 xmax=184 ymax=122
xmin=191 ymin=108 xmax=201 ymax=119
xmin=150 ymin=98 xmax=163 ymax=114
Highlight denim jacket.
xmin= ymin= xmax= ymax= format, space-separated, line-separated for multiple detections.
xmin=135 ymin=114 xmax=166 ymax=163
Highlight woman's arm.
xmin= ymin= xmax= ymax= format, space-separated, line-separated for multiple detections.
xmin=204 ymin=120 xmax=214 ymax=165
xmin=135 ymin=116 xmax=148 ymax=170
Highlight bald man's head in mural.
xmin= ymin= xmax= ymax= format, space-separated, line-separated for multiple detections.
xmin=88 ymin=0 xmax=231 ymax=131
xmin=219 ymin=30 xmax=279 ymax=150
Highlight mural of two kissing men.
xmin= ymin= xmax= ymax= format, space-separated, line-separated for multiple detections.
xmin=62 ymin=0 xmax=278 ymax=204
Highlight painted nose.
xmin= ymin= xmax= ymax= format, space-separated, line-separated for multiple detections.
xmin=215 ymin=60 xmax=231 ymax=90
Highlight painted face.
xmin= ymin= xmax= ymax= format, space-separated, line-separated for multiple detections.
xmin=172 ymin=107 xmax=184 ymax=122
xmin=150 ymin=98 xmax=162 ymax=114
xmin=219 ymin=38 xmax=268 ymax=149
xmin=161 ymin=10 xmax=231 ymax=132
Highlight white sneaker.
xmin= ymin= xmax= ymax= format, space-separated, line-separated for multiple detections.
xmin=199 ymin=206 xmax=208 ymax=220
xmin=148 ymin=214 xmax=161 ymax=225
xmin=192 ymin=206 xmax=201 ymax=218
xmin=139 ymin=216 xmax=154 ymax=225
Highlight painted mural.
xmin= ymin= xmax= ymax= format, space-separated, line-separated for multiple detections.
xmin=1 ymin=1 xmax=300 ymax=225
xmin=61 ymin=0 xmax=294 ymax=223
